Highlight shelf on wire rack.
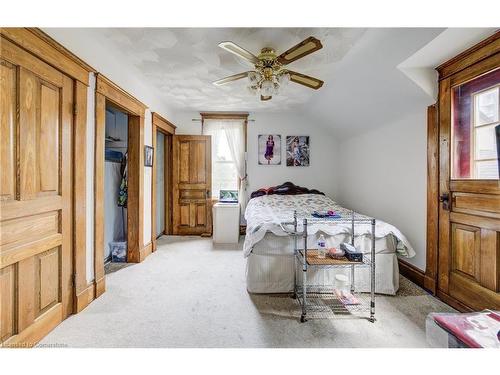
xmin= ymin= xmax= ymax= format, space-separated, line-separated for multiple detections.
xmin=294 ymin=288 xmax=372 ymax=318
xmin=297 ymin=249 xmax=371 ymax=267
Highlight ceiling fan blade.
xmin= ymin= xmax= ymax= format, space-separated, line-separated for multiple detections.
xmin=218 ymin=41 xmax=260 ymax=65
xmin=287 ymin=70 xmax=324 ymax=90
xmin=261 ymin=95 xmax=272 ymax=101
xmin=213 ymin=72 xmax=251 ymax=86
xmin=277 ymin=36 xmax=323 ymax=65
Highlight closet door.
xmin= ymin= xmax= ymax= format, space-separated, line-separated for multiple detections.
xmin=0 ymin=39 xmax=73 ymax=346
xmin=172 ymin=135 xmax=212 ymax=235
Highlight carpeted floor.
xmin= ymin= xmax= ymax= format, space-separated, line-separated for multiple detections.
xmin=39 ymin=236 xmax=455 ymax=348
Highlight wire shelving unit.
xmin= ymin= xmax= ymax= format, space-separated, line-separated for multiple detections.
xmin=280 ymin=210 xmax=376 ymax=323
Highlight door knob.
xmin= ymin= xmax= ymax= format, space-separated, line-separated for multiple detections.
xmin=439 ymin=193 xmax=450 ymax=211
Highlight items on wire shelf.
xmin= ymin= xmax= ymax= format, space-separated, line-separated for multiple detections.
xmin=280 ymin=210 xmax=376 ymax=323
xmin=311 ymin=210 xmax=341 ymax=219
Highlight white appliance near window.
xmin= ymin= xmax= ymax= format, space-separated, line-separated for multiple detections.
xmin=213 ymin=202 xmax=240 ymax=244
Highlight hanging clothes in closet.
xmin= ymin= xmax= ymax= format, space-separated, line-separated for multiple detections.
xmin=118 ymin=152 xmax=128 ymax=208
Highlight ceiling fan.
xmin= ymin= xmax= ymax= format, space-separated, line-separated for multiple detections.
xmin=213 ymin=36 xmax=324 ymax=101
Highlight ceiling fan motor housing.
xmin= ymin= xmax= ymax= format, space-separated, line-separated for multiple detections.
xmin=258 ymin=48 xmax=283 ymax=74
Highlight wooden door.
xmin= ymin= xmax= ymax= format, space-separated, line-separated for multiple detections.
xmin=0 ymin=39 xmax=73 ymax=346
xmin=172 ymin=135 xmax=211 ymax=235
xmin=438 ymin=56 xmax=500 ymax=311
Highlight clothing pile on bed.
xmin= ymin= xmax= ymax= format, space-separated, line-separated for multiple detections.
xmin=250 ymin=181 xmax=325 ymax=199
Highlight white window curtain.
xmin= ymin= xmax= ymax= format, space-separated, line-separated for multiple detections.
xmin=203 ymin=119 xmax=247 ymax=211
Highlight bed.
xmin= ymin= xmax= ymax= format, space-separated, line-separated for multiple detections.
xmin=243 ymin=183 xmax=415 ymax=295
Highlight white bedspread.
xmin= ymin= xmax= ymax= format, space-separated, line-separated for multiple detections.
xmin=243 ymin=194 xmax=415 ymax=258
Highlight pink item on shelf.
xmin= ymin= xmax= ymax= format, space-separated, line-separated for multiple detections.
xmin=334 ymin=289 xmax=360 ymax=305
xmin=327 ymin=248 xmax=345 ymax=258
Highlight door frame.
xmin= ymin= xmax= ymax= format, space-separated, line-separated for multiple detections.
xmin=151 ymin=112 xmax=176 ymax=251
xmin=94 ymin=74 xmax=149 ymax=297
xmin=424 ymin=104 xmax=439 ymax=294
xmin=425 ymin=31 xmax=500 ymax=311
xmin=0 ymin=28 xmax=94 ymax=345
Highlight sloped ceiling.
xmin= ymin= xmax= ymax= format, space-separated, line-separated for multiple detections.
xmin=398 ymin=28 xmax=497 ymax=100
xmin=43 ymin=27 xmax=496 ymax=138
xmin=306 ymin=28 xmax=445 ymax=137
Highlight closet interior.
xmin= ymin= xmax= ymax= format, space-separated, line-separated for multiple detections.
xmin=104 ymin=105 xmax=129 ymax=263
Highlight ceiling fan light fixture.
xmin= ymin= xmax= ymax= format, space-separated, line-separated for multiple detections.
xmin=278 ymin=72 xmax=290 ymax=86
xmin=273 ymin=82 xmax=281 ymax=96
xmin=261 ymin=79 xmax=274 ymax=97
xmin=247 ymin=71 xmax=261 ymax=84
xmin=247 ymin=85 xmax=258 ymax=96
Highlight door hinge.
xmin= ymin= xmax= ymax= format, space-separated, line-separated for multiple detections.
xmin=72 ymin=274 xmax=76 ymax=287
xmin=73 ymin=104 xmax=78 ymax=116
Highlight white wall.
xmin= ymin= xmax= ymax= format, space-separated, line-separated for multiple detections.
xmin=247 ymin=113 xmax=339 ymax=199
xmin=174 ymin=111 xmax=340 ymax=200
xmin=336 ymin=110 xmax=427 ymax=270
xmin=173 ymin=112 xmax=202 ymax=135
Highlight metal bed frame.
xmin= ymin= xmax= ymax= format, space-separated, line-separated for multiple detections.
xmin=280 ymin=210 xmax=376 ymax=323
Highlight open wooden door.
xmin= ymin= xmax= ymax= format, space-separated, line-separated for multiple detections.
xmin=436 ymin=35 xmax=500 ymax=311
xmin=1 ymin=39 xmax=74 ymax=346
xmin=172 ymin=135 xmax=212 ymax=235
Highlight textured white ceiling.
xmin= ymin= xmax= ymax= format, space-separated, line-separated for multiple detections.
xmin=45 ymin=27 xmax=495 ymax=138
xmin=94 ymin=28 xmax=367 ymax=111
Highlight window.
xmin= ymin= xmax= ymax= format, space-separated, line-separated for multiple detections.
xmin=472 ymin=86 xmax=499 ymax=179
xmin=210 ymin=127 xmax=238 ymax=198
xmin=451 ymin=68 xmax=500 ymax=179
xmin=203 ymin=118 xmax=246 ymax=199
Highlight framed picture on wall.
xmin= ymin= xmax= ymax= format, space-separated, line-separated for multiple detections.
xmin=258 ymin=134 xmax=281 ymax=165
xmin=144 ymin=145 xmax=154 ymax=167
xmin=286 ymin=136 xmax=310 ymax=166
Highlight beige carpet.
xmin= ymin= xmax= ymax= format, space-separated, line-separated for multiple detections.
xmin=39 ymin=236 xmax=455 ymax=348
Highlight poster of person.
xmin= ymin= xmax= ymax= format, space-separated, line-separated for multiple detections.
xmin=258 ymin=134 xmax=281 ymax=165
xmin=286 ymin=136 xmax=310 ymax=166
